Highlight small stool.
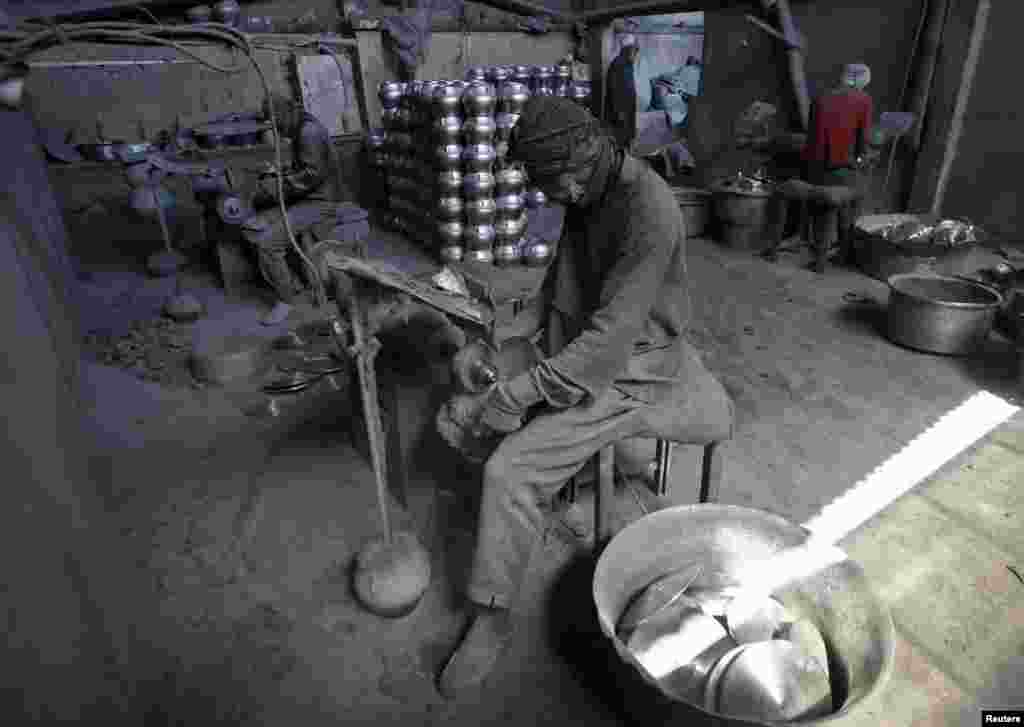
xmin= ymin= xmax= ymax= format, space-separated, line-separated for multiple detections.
xmin=766 ymin=179 xmax=862 ymax=273
xmin=567 ymin=439 xmax=724 ymax=549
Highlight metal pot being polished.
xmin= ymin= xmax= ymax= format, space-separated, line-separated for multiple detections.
xmin=467 ymin=66 xmax=489 ymax=82
xmin=463 ymin=171 xmax=495 ymax=199
xmin=434 ymin=115 xmax=463 ymax=144
xmin=495 ymin=214 xmax=527 ymax=241
xmin=495 ymin=165 xmax=527 ymax=194
xmin=437 ymin=195 xmax=464 ymax=220
xmin=513 ymin=65 xmax=533 ymax=86
xmin=463 ymin=143 xmax=496 ymax=172
xmin=885 ymin=273 xmax=1003 ymax=355
xmin=464 ymin=223 xmax=496 ymax=249
xmin=463 ymin=83 xmax=496 ymax=116
xmin=465 ymin=196 xmax=497 ymax=225
xmin=438 ymin=220 xmax=465 ymax=247
xmin=463 ymin=115 xmax=497 ymax=145
xmin=379 ymin=81 xmax=405 ymax=109
xmin=437 ymin=169 xmax=464 ymax=195
xmin=495 ymin=191 xmax=525 ymax=218
xmin=436 ymin=143 xmax=463 ymax=170
xmin=498 ymin=83 xmax=530 ymax=115
xmin=488 ymin=66 xmax=511 ymax=84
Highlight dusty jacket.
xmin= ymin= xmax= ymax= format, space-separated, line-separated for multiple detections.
xmin=508 ymin=155 xmax=690 ymax=408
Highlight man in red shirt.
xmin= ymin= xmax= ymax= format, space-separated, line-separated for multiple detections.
xmin=802 ymin=63 xmax=875 ymax=258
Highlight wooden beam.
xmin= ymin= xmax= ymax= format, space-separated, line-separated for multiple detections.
xmin=577 ymin=0 xmax=729 ymax=25
xmin=472 ymin=0 xmax=575 ymax=23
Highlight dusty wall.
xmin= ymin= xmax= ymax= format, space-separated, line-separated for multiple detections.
xmin=912 ymin=0 xmax=1024 ymax=241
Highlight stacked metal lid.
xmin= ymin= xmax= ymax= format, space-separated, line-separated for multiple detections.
xmin=365 ymin=65 xmax=591 ymax=269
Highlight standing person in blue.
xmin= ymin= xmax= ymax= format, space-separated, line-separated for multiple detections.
xmin=435 ymin=96 xmax=734 ymax=698
xmin=241 ymin=95 xmax=342 ymax=325
xmin=604 ymin=34 xmax=641 ymax=150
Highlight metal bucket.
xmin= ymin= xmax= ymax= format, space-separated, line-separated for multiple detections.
xmin=711 ymin=182 xmax=777 ymax=252
xmin=886 ymin=273 xmax=1003 ymax=355
xmin=593 ymin=505 xmax=895 ymax=725
xmin=673 ymin=186 xmax=711 ymax=238
xmin=854 ymin=214 xmax=975 ymax=281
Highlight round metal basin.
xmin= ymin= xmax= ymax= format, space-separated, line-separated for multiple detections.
xmin=886 ymin=273 xmax=1003 ymax=355
xmin=593 ymin=505 xmax=895 ymax=725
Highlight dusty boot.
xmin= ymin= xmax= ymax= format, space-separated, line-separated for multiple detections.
xmin=262 ymin=301 xmax=293 ymax=326
xmin=437 ymin=605 xmax=513 ymax=699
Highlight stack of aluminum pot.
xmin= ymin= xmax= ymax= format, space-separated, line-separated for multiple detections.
xmin=366 ymin=67 xmax=568 ymax=268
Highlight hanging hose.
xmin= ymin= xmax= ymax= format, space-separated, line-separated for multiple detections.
xmin=1 ymin=17 xmax=327 ymax=305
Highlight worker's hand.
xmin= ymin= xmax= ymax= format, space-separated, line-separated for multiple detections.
xmin=476 ymin=383 xmax=527 ymax=436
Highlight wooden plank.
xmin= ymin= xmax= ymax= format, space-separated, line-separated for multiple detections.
xmin=324 ymin=253 xmax=492 ymax=327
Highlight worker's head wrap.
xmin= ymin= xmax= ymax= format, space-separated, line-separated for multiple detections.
xmin=509 ymin=96 xmax=622 ymax=205
xmin=841 ymin=63 xmax=871 ymax=90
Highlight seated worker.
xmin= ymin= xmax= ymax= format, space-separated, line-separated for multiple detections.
xmin=242 ymin=95 xmax=343 ymax=325
xmin=436 ymin=96 xmax=734 ymax=698
xmin=802 ymin=63 xmax=877 ymax=257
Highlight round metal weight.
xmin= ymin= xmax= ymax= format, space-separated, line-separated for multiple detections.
xmin=523 ymin=239 xmax=554 ymax=267
xmin=495 ymin=191 xmax=525 ymax=218
xmin=495 ymin=112 xmax=520 ymax=142
xmin=526 ymin=187 xmax=548 ymax=208
xmin=434 ymin=115 xmax=463 ymax=144
xmin=437 ymin=195 xmax=464 ymax=219
xmin=379 ymin=81 xmax=404 ymax=109
xmin=434 ymin=84 xmax=463 ymax=116
xmin=494 ymin=214 xmax=527 ymax=241
xmin=435 ymin=143 xmax=463 ymax=170
xmin=498 ymin=83 xmax=530 ymax=115
xmin=463 ymin=143 xmax=496 ymax=172
xmin=495 ymin=164 xmax=527 ymax=193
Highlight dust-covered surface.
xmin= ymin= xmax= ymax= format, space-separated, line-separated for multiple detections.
xmin=69 ymin=230 xmax=1024 ymax=724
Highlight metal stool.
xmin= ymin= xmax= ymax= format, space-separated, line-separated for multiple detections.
xmin=567 ymin=439 xmax=724 ymax=549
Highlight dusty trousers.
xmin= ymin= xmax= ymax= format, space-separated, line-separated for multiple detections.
xmin=241 ymin=201 xmax=339 ymax=303
xmin=467 ymin=346 xmax=733 ymax=610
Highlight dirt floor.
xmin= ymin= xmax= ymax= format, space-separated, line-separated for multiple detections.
xmin=70 ymin=220 xmax=1023 ymax=724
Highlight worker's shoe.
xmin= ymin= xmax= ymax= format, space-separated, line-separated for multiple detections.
xmin=437 ymin=605 xmax=513 ymax=699
xmin=261 ymin=301 xmax=293 ymax=326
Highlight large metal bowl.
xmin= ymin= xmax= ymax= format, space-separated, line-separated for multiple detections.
xmin=886 ymin=273 xmax=1003 ymax=355
xmin=594 ymin=505 xmax=895 ymax=726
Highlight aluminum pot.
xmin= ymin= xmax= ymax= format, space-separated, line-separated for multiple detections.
xmin=438 ymin=220 xmax=464 ymax=247
xmin=556 ymin=61 xmax=572 ymax=80
xmin=463 ymin=115 xmax=496 ymax=145
xmin=463 ymin=171 xmax=495 ymax=199
xmin=488 ymin=66 xmax=511 ymax=84
xmin=439 ymin=246 xmax=465 ymax=264
xmin=186 ymin=5 xmax=212 ymax=23
xmin=379 ymin=81 xmax=405 ymax=109
xmin=467 ymin=66 xmax=489 ymax=82
xmin=464 ymin=224 xmax=496 ymax=249
xmin=465 ymin=247 xmax=494 ymax=264
xmin=885 ymin=273 xmax=1003 ymax=355
xmin=463 ymin=83 xmax=496 ymax=116
xmin=495 ymin=214 xmax=528 ymax=242
xmin=495 ymin=191 xmax=525 ymax=218
xmin=495 ymin=164 xmax=527 ymax=194
xmin=493 ymin=241 xmax=522 ymax=267
xmin=437 ymin=169 xmax=464 ymax=195
xmin=499 ymin=83 xmax=530 ymax=115
xmin=514 ymin=65 xmax=533 ymax=85
xmin=522 ymin=238 xmax=554 ymax=267
xmin=465 ymin=197 xmax=497 ymax=225
xmin=463 ymin=143 xmax=496 ymax=172
xmin=436 ymin=143 xmax=463 ymax=170
xmin=434 ymin=84 xmax=463 ymax=116
xmin=434 ymin=115 xmax=463 ymax=144
xmin=525 ymin=187 xmax=547 ymax=208
xmin=437 ymin=195 xmax=464 ymax=219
